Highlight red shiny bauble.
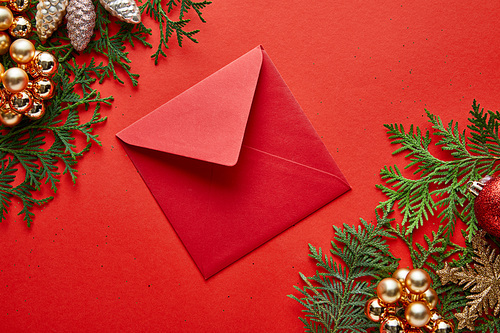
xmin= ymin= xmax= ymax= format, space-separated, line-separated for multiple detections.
xmin=472 ymin=176 xmax=500 ymax=237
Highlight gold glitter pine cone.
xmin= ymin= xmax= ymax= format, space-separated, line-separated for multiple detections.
xmin=66 ymin=0 xmax=96 ymax=52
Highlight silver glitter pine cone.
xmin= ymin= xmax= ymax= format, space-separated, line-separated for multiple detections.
xmin=99 ymin=0 xmax=141 ymax=24
xmin=36 ymin=0 xmax=69 ymax=42
xmin=66 ymin=0 xmax=96 ymax=51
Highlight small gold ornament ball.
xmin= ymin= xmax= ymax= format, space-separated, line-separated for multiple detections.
xmin=9 ymin=89 xmax=33 ymax=113
xmin=0 ymin=63 xmax=4 ymax=76
xmin=2 ymin=67 xmax=28 ymax=93
xmin=0 ymin=109 xmax=22 ymax=126
xmin=405 ymin=301 xmax=431 ymax=328
xmin=365 ymin=297 xmax=385 ymax=322
xmin=405 ymin=268 xmax=432 ymax=295
xmin=32 ymin=77 xmax=55 ymax=100
xmin=0 ymin=31 xmax=10 ymax=55
xmin=379 ymin=315 xmax=404 ymax=333
xmin=376 ymin=278 xmax=403 ymax=304
xmin=9 ymin=15 xmax=31 ymax=38
xmin=34 ymin=51 xmax=58 ymax=76
xmin=25 ymin=98 xmax=45 ymax=120
xmin=422 ymin=287 xmax=438 ymax=309
xmin=392 ymin=267 xmax=410 ymax=286
xmin=10 ymin=38 xmax=35 ymax=64
xmin=431 ymin=319 xmax=454 ymax=333
xmin=8 ymin=0 xmax=30 ymax=12
xmin=0 ymin=6 xmax=13 ymax=31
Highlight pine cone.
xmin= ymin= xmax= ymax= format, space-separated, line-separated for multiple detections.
xmin=99 ymin=0 xmax=141 ymax=24
xmin=66 ymin=0 xmax=96 ymax=51
xmin=36 ymin=0 xmax=69 ymax=42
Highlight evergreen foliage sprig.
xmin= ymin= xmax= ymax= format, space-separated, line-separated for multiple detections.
xmin=290 ymin=102 xmax=500 ymax=332
xmin=0 ymin=0 xmax=210 ymax=224
xmin=288 ymin=213 xmax=400 ymax=333
xmin=377 ymin=101 xmax=500 ymax=239
xmin=140 ymin=0 xmax=212 ymax=64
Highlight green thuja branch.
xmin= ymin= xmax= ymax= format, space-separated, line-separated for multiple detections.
xmin=1 ymin=0 xmax=210 ymax=224
xmin=0 ymin=62 xmax=110 ymax=225
xmin=140 ymin=0 xmax=212 ymax=64
xmin=377 ymin=101 xmax=500 ymax=239
xmin=289 ymin=212 xmax=400 ymax=333
xmin=291 ymin=102 xmax=499 ymax=332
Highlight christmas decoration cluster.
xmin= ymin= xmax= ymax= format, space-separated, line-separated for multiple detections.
xmin=365 ymin=268 xmax=454 ymax=333
xmin=0 ymin=1 xmax=58 ymax=127
xmin=37 ymin=0 xmax=141 ymax=51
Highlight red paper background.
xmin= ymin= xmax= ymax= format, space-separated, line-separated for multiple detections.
xmin=1 ymin=0 xmax=499 ymax=331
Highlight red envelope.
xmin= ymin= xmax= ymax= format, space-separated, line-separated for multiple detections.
xmin=116 ymin=46 xmax=350 ymax=278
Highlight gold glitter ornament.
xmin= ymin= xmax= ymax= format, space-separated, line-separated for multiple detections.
xmin=437 ymin=230 xmax=500 ymax=330
xmin=9 ymin=15 xmax=31 ymax=38
xmin=0 ymin=6 xmax=14 ymax=31
xmin=8 ymin=0 xmax=30 ymax=12
xmin=99 ymin=0 xmax=141 ymax=24
xmin=35 ymin=0 xmax=69 ymax=42
xmin=2 ymin=67 xmax=29 ymax=93
xmin=0 ymin=31 xmax=10 ymax=55
xmin=9 ymin=38 xmax=35 ymax=64
xmin=9 ymin=89 xmax=33 ymax=113
xmin=0 ymin=108 xmax=22 ymax=126
xmin=25 ymin=98 xmax=45 ymax=119
xmin=66 ymin=0 xmax=96 ymax=51
xmin=33 ymin=51 xmax=58 ymax=76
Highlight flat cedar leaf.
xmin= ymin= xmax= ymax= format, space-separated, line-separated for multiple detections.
xmin=378 ymin=101 xmax=500 ymax=240
xmin=289 ymin=211 xmax=400 ymax=333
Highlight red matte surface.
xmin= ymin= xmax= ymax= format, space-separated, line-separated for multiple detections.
xmin=1 ymin=0 xmax=499 ymax=331
xmin=118 ymin=46 xmax=350 ymax=278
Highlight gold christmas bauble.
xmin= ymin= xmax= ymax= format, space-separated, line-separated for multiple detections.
xmin=8 ymin=0 xmax=30 ymax=12
xmin=25 ymin=98 xmax=45 ymax=120
xmin=365 ymin=297 xmax=385 ymax=322
xmin=0 ymin=31 xmax=10 ymax=55
xmin=392 ymin=267 xmax=410 ymax=286
xmin=2 ymin=67 xmax=28 ymax=93
xmin=9 ymin=38 xmax=35 ymax=64
xmin=32 ymin=77 xmax=55 ymax=100
xmin=431 ymin=319 xmax=454 ymax=333
xmin=380 ymin=315 xmax=404 ymax=333
xmin=405 ymin=301 xmax=431 ymax=328
xmin=33 ymin=51 xmax=58 ymax=77
xmin=376 ymin=278 xmax=402 ymax=304
xmin=405 ymin=268 xmax=432 ymax=295
xmin=9 ymin=15 xmax=31 ymax=38
xmin=0 ymin=63 xmax=4 ymax=77
xmin=0 ymin=6 xmax=13 ymax=31
xmin=422 ymin=287 xmax=438 ymax=309
xmin=0 ymin=109 xmax=22 ymax=126
xmin=9 ymin=89 xmax=32 ymax=113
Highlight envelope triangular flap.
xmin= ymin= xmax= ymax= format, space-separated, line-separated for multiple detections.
xmin=117 ymin=46 xmax=264 ymax=167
